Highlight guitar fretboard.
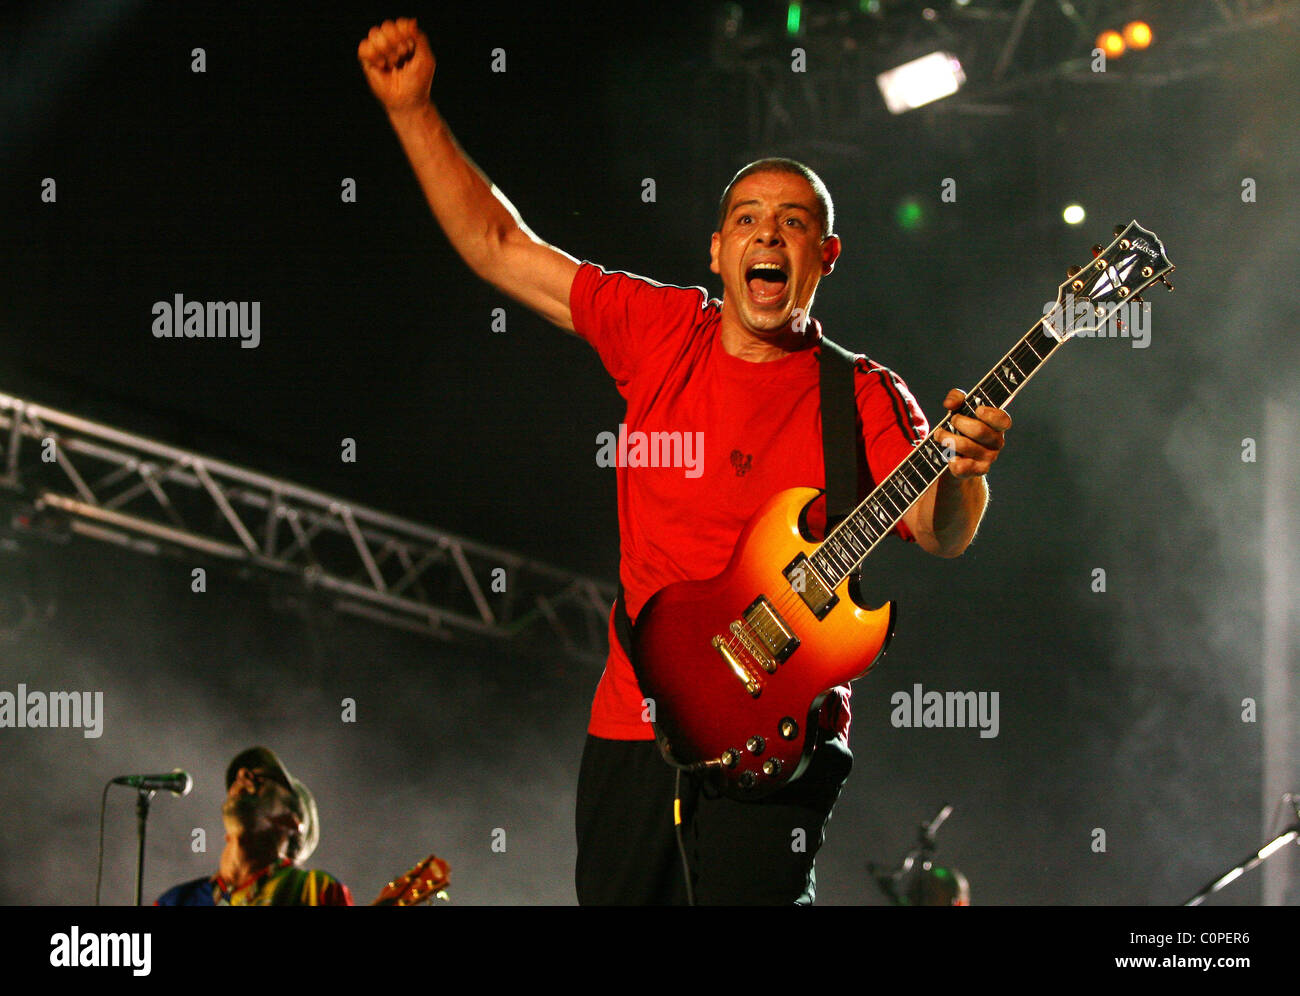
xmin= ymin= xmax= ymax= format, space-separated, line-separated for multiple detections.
xmin=810 ymin=318 xmax=1066 ymax=587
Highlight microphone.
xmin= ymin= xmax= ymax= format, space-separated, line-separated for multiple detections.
xmin=111 ymin=769 xmax=193 ymax=796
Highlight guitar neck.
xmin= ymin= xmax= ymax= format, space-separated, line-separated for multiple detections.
xmin=809 ymin=316 xmax=1066 ymax=588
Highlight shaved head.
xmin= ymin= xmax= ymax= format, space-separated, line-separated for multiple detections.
xmin=717 ymin=158 xmax=835 ymax=238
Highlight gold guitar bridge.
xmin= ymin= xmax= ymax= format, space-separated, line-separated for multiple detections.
xmin=712 ymin=594 xmax=801 ymax=696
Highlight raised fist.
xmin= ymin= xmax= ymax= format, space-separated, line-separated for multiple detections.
xmin=358 ymin=18 xmax=435 ymax=114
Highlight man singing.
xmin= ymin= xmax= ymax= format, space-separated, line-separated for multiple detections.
xmin=359 ymin=17 xmax=1010 ymax=904
xmin=156 ymin=746 xmax=352 ymax=906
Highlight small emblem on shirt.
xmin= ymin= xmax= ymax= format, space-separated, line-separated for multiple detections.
xmin=730 ymin=450 xmax=753 ymax=476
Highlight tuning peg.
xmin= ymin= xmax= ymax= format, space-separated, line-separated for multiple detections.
xmin=1091 ymin=244 xmax=1104 ymax=257
xmin=1114 ymin=223 xmax=1126 ymax=236
xmin=1066 ymin=264 xmax=1082 ymax=277
xmin=1158 ymin=275 xmax=1174 ymax=291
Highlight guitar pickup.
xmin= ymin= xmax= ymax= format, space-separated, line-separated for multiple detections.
xmin=783 ymin=553 xmax=838 ymax=620
xmin=741 ymin=595 xmax=800 ymax=669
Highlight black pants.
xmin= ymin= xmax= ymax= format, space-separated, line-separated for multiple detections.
xmin=574 ymin=730 xmax=852 ymax=905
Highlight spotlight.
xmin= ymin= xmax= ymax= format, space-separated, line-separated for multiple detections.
xmin=1062 ymin=204 xmax=1086 ymax=225
xmin=895 ymin=197 xmax=925 ymax=232
xmin=1123 ymin=21 xmax=1152 ymax=50
xmin=877 ymin=52 xmax=966 ymax=115
xmin=1096 ymin=29 xmax=1125 ymax=59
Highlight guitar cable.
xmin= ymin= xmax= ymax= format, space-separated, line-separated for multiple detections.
xmin=673 ymin=770 xmax=697 ymax=906
xmin=93 ymin=781 xmax=111 ymax=905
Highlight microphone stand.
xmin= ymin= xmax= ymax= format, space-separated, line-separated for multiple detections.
xmin=134 ymin=789 xmax=155 ymax=907
xmin=869 ymin=803 xmax=954 ymax=905
xmin=1183 ymin=794 xmax=1300 ymax=906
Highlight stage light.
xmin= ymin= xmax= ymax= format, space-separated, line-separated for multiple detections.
xmin=1123 ymin=21 xmax=1152 ymax=50
xmin=1062 ymin=204 xmax=1086 ymax=225
xmin=876 ymin=52 xmax=966 ymax=115
xmin=895 ymin=197 xmax=925 ymax=232
xmin=1096 ymin=29 xmax=1125 ymax=59
xmin=787 ymin=2 xmax=802 ymax=36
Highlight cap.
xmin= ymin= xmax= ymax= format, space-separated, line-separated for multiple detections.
xmin=226 ymin=746 xmax=320 ymax=863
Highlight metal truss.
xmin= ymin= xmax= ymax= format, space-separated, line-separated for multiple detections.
xmin=0 ymin=392 xmax=615 ymax=663
xmin=708 ymin=0 xmax=1300 ymax=148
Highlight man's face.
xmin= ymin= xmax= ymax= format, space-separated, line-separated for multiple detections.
xmin=223 ymin=766 xmax=301 ymax=844
xmin=710 ymin=171 xmax=841 ymax=338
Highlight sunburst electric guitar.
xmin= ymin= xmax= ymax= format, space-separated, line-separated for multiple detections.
xmin=631 ymin=221 xmax=1174 ymax=798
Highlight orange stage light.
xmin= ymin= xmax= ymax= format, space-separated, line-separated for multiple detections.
xmin=1097 ymin=29 xmax=1126 ymax=59
xmin=1123 ymin=21 xmax=1153 ymax=50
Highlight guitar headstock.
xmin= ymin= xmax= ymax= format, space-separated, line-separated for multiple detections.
xmin=1043 ymin=220 xmax=1174 ymax=342
xmin=373 ymin=854 xmax=451 ymax=907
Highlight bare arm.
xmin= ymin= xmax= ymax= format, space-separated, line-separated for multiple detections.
xmin=358 ymin=18 xmax=578 ymax=330
xmin=901 ymin=389 xmax=1009 ymax=557
xmin=904 ymin=472 xmax=988 ymax=559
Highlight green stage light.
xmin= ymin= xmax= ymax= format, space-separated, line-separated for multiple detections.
xmin=787 ymin=2 xmax=802 ymax=36
xmin=896 ymin=197 xmax=925 ymax=231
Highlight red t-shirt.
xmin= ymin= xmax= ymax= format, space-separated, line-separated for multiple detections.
xmin=570 ymin=262 xmax=929 ymax=741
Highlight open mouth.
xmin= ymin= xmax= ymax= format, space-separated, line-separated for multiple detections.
xmin=745 ymin=262 xmax=788 ymax=304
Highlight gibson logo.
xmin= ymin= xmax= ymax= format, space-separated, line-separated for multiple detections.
xmin=1128 ymin=236 xmax=1156 ymax=257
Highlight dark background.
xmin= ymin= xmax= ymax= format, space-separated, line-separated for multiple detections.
xmin=1 ymin=0 xmax=1297 ymax=906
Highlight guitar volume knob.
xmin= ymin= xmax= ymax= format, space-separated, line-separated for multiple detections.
xmin=720 ymin=749 xmax=740 ymax=768
xmin=779 ymin=717 xmax=798 ymax=740
xmin=762 ymin=758 xmax=783 ymax=778
xmin=745 ymin=735 xmax=765 ymax=755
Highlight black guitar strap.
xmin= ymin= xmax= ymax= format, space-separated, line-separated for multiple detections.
xmin=614 ymin=582 xmax=634 ymax=661
xmin=817 ymin=331 xmax=861 ymax=531
xmin=612 ymin=328 xmax=860 ymax=657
